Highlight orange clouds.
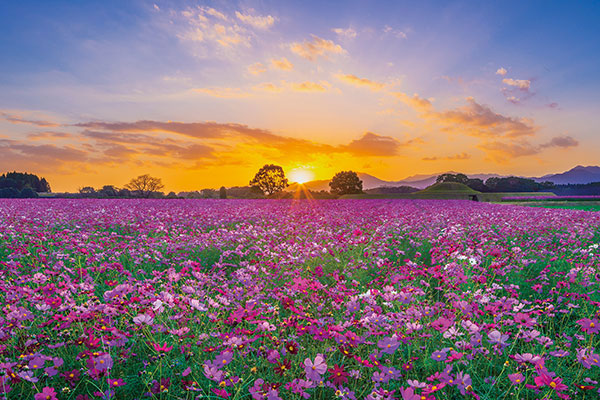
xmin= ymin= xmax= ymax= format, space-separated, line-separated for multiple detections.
xmin=271 ymin=57 xmax=293 ymax=71
xmin=235 ymin=11 xmax=275 ymax=30
xmin=502 ymin=78 xmax=531 ymax=90
xmin=0 ymin=111 xmax=60 ymax=127
xmin=335 ymin=74 xmax=385 ymax=91
xmin=247 ymin=62 xmax=267 ymax=75
xmin=432 ymin=98 xmax=536 ymax=138
xmin=422 ymin=152 xmax=471 ymax=161
xmin=342 ymin=132 xmax=410 ymax=156
xmin=290 ymin=35 xmax=345 ymax=61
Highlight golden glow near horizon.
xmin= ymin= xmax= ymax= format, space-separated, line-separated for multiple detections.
xmin=289 ymin=168 xmax=315 ymax=184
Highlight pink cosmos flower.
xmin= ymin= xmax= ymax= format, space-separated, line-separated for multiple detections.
xmin=304 ymin=354 xmax=327 ymax=381
xmin=534 ymin=373 xmax=568 ymax=392
xmin=577 ymin=318 xmax=599 ymax=334
xmin=34 ymin=387 xmax=57 ymax=400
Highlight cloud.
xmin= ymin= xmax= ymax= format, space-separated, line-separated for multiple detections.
xmin=290 ymin=35 xmax=345 ymax=61
xmin=253 ymin=82 xmax=284 ymax=93
xmin=290 ymin=81 xmax=331 ymax=92
xmin=479 ymin=135 xmax=578 ymax=162
xmin=235 ymin=11 xmax=275 ymax=29
xmin=332 ymin=27 xmax=357 ymax=39
xmin=76 ymin=119 xmax=419 ymax=162
xmin=247 ymin=62 xmax=267 ymax=75
xmin=478 ymin=140 xmax=539 ymax=162
xmin=496 ymin=67 xmax=507 ymax=76
xmin=502 ymin=78 xmax=531 ymax=91
xmin=432 ymin=97 xmax=537 ymax=138
xmin=0 ymin=111 xmax=60 ymax=127
xmin=177 ymin=7 xmax=252 ymax=52
xmin=271 ymin=57 xmax=293 ymax=71
xmin=383 ymin=25 xmax=407 ymax=39
xmin=540 ymin=135 xmax=579 ymax=148
xmin=422 ymin=152 xmax=471 ymax=161
xmin=194 ymin=87 xmax=252 ymax=98
xmin=342 ymin=132 xmax=407 ymax=157
xmin=392 ymin=92 xmax=433 ymax=112
xmin=335 ymin=74 xmax=385 ymax=91
xmin=27 ymin=131 xmax=72 ymax=140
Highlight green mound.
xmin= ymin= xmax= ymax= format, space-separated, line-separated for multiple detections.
xmin=417 ymin=182 xmax=481 ymax=194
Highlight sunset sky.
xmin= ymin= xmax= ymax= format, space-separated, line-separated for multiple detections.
xmin=1 ymin=1 xmax=599 ymax=192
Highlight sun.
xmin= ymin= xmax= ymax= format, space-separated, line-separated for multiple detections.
xmin=289 ymin=168 xmax=314 ymax=184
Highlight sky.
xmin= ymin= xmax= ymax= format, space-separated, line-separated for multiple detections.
xmin=1 ymin=0 xmax=599 ymax=192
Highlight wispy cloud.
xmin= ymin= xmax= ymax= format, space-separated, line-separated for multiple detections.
xmin=247 ymin=62 xmax=267 ymax=75
xmin=270 ymin=57 xmax=293 ymax=71
xmin=332 ymin=27 xmax=357 ymax=39
xmin=235 ymin=11 xmax=275 ymax=30
xmin=335 ymin=74 xmax=385 ymax=91
xmin=0 ymin=111 xmax=60 ymax=127
xmin=290 ymin=35 xmax=346 ymax=61
xmin=495 ymin=67 xmax=507 ymax=76
xmin=422 ymin=152 xmax=471 ymax=161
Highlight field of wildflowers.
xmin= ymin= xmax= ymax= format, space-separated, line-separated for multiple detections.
xmin=0 ymin=199 xmax=598 ymax=400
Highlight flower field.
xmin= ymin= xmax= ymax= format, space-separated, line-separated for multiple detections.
xmin=0 ymin=199 xmax=599 ymax=400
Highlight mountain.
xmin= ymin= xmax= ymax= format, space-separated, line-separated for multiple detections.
xmin=535 ymin=165 xmax=600 ymax=185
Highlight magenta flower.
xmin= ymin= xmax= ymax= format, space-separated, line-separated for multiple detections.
xmin=577 ymin=318 xmax=599 ymax=334
xmin=431 ymin=350 xmax=447 ymax=361
xmin=34 ymin=387 xmax=57 ymax=400
xmin=399 ymin=387 xmax=421 ymax=400
xmin=508 ymin=373 xmax=525 ymax=385
xmin=304 ymin=354 xmax=327 ymax=381
xmin=108 ymin=378 xmax=127 ymax=387
xmin=377 ymin=336 xmax=400 ymax=355
xmin=534 ymin=373 xmax=568 ymax=391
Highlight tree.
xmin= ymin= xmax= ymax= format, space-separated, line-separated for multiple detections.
xmin=124 ymin=174 xmax=165 ymax=198
xmin=436 ymin=173 xmax=469 ymax=184
xmin=97 ymin=185 xmax=119 ymax=197
xmin=0 ymin=171 xmax=50 ymax=192
xmin=249 ymin=164 xmax=288 ymax=196
xmin=219 ymin=186 xmax=227 ymax=199
xmin=329 ymin=171 xmax=363 ymax=195
xmin=19 ymin=187 xmax=38 ymax=198
xmin=79 ymin=186 xmax=96 ymax=196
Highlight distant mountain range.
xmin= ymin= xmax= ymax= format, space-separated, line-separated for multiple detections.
xmin=287 ymin=165 xmax=600 ymax=191
xmin=536 ymin=165 xmax=600 ymax=185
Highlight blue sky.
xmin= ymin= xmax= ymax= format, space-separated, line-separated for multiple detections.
xmin=1 ymin=0 xmax=599 ymax=191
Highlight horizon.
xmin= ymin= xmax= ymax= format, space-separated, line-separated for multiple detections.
xmin=1 ymin=1 xmax=600 ymax=192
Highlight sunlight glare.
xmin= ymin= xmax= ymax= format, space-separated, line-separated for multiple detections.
xmin=289 ymin=168 xmax=314 ymax=184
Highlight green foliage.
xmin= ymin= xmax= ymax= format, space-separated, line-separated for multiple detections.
xmin=249 ymin=164 xmax=289 ymax=195
xmin=0 ymin=171 xmax=50 ymax=193
xmin=219 ymin=186 xmax=227 ymax=199
xmin=329 ymin=170 xmax=363 ymax=195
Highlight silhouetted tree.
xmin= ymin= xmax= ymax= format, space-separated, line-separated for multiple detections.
xmin=79 ymin=186 xmax=96 ymax=196
xmin=485 ymin=176 xmax=552 ymax=192
xmin=249 ymin=164 xmax=289 ymax=196
xmin=329 ymin=171 xmax=363 ymax=195
xmin=98 ymin=185 xmax=119 ymax=197
xmin=125 ymin=174 xmax=165 ymax=198
xmin=19 ymin=187 xmax=38 ymax=198
xmin=0 ymin=187 xmax=19 ymax=198
xmin=0 ymin=172 xmax=50 ymax=192
xmin=219 ymin=186 xmax=227 ymax=199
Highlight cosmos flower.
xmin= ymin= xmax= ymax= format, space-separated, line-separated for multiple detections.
xmin=304 ymin=354 xmax=327 ymax=381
